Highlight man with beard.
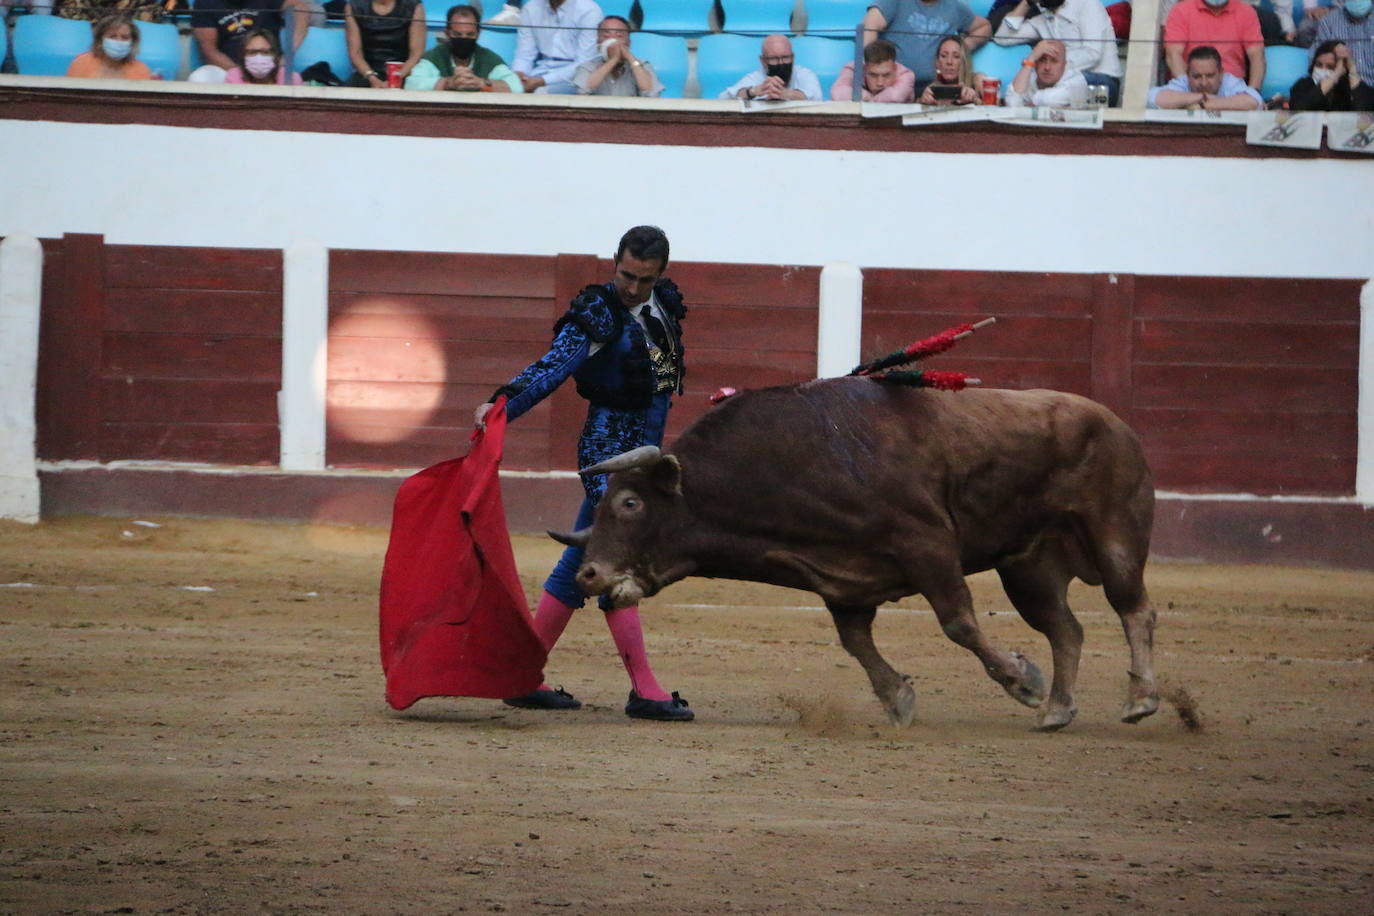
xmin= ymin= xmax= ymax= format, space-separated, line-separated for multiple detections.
xmin=720 ymin=34 xmax=823 ymax=101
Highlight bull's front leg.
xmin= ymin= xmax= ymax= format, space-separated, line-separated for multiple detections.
xmin=921 ymin=565 xmax=1047 ymax=710
xmin=826 ymin=602 xmax=917 ymax=727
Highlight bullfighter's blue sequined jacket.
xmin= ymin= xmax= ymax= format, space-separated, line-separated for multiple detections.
xmin=492 ymin=278 xmax=686 ymax=503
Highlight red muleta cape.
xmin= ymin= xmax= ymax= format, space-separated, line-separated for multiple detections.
xmin=378 ymin=399 xmax=547 ymax=709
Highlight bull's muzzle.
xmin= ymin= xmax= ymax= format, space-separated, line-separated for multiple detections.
xmin=575 ymin=561 xmax=643 ymax=608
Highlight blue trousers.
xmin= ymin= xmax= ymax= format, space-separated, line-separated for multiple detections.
xmin=544 ymin=496 xmax=601 ymax=609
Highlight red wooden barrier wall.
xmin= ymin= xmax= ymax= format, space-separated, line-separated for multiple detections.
xmin=34 ymin=236 xmax=1362 ymax=497
xmin=37 ymin=235 xmax=282 ymax=466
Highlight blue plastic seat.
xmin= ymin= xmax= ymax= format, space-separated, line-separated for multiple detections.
xmin=803 ymin=0 xmax=868 ymax=37
xmin=598 ymin=0 xmax=637 ymax=19
xmin=479 ymin=26 xmax=517 ymax=65
xmin=137 ymin=19 xmax=182 ymax=80
xmin=290 ymin=24 xmax=352 ymax=81
xmin=720 ymin=0 xmax=794 ymax=35
xmin=972 ymin=40 xmax=1027 ymax=89
xmin=696 ymin=32 xmax=761 ymax=98
xmin=1261 ymin=45 xmax=1310 ymax=98
xmin=966 ymin=0 xmax=997 ymax=17
xmin=630 ymin=31 xmax=688 ymax=98
xmin=13 ymin=14 xmax=92 ymax=76
xmin=638 ymin=0 xmax=714 ymax=35
xmin=1 ymin=18 xmax=9 ymax=68
xmin=793 ymin=34 xmax=855 ymax=93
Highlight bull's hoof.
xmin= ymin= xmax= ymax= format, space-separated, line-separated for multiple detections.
xmin=1001 ymin=652 xmax=1046 ymax=709
xmin=1035 ymin=704 xmax=1077 ymax=732
xmin=885 ymin=679 xmax=917 ymax=728
xmin=1120 ymin=695 xmax=1160 ymax=724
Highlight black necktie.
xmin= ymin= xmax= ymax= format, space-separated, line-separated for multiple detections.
xmin=641 ymin=305 xmax=669 ymax=353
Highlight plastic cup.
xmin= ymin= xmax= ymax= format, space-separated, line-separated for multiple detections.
xmin=982 ymin=77 xmax=1000 ymax=106
xmin=386 ymin=61 xmax=403 ymax=88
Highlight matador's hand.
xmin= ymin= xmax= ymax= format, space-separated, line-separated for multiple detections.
xmin=474 ymin=402 xmax=493 ymax=429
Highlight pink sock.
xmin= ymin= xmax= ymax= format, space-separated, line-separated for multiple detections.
xmin=530 ymin=592 xmax=577 ymax=691
xmin=604 ymin=606 xmax=671 ymax=701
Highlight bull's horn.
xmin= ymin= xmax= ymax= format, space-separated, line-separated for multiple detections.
xmin=547 ymin=527 xmax=591 ymax=547
xmin=579 ymin=446 xmax=662 ymax=477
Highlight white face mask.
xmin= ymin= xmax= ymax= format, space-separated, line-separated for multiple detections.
xmin=102 ymin=37 xmax=132 ymax=60
xmin=1312 ymin=67 xmax=1337 ymax=82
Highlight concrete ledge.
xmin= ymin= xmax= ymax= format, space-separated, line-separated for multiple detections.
xmin=36 ymin=465 xmax=1374 ymax=570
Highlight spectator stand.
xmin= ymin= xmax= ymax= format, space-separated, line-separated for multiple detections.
xmin=638 ymin=0 xmax=715 ymax=37
xmin=12 ymin=12 xmax=88 ymax=75
xmin=718 ymin=0 xmax=794 ymax=36
xmin=1261 ymin=44 xmax=1309 ymax=100
xmin=793 ymin=33 xmax=853 ymax=93
xmin=695 ymin=31 xmax=758 ymax=99
xmin=801 ymin=0 xmax=868 ymax=37
xmin=630 ymin=29 xmax=689 ymax=98
xmin=290 ymin=23 xmax=351 ymax=82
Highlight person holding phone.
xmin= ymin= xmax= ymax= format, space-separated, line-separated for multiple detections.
xmin=830 ymin=38 xmax=917 ymax=101
xmin=917 ymin=35 xmax=988 ymax=103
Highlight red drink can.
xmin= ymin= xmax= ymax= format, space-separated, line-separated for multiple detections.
xmin=981 ymin=77 xmax=1000 ymax=106
xmin=386 ymin=61 xmax=404 ymax=88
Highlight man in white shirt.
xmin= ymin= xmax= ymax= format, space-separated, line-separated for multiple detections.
xmin=512 ymin=0 xmax=602 ymax=94
xmin=1147 ymin=44 xmax=1264 ymax=109
xmin=994 ymin=0 xmax=1122 ymax=103
xmin=1005 ymin=39 xmax=1090 ymax=106
xmin=719 ymin=34 xmax=824 ymax=101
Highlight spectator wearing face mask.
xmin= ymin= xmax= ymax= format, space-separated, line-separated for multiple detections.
xmin=573 ymin=15 xmax=664 ymax=96
xmin=1164 ymin=0 xmax=1266 ymax=90
xmin=66 ymin=13 xmax=153 ymax=79
xmin=1005 ymin=37 xmax=1089 ymax=105
xmin=721 ymin=33 xmax=823 ymax=101
xmin=1310 ymin=0 xmax=1374 ymax=83
xmin=225 ymin=28 xmax=304 ymax=84
xmin=1148 ymin=43 xmax=1264 ymax=107
xmin=993 ymin=0 xmax=1123 ymax=104
xmin=1292 ymin=38 xmax=1374 ymax=106
xmin=405 ymin=4 xmax=522 ymax=91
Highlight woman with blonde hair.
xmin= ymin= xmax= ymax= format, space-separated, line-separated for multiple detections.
xmin=917 ymin=36 xmax=986 ymax=105
xmin=66 ymin=13 xmax=153 ymax=80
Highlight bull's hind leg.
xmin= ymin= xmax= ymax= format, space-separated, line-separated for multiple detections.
xmin=997 ymin=558 xmax=1083 ymax=731
xmin=921 ymin=567 xmax=1047 ymax=710
xmin=1099 ymin=542 xmax=1160 ymax=723
xmin=826 ymin=602 xmax=917 ymax=727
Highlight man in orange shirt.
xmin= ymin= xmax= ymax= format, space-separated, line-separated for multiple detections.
xmin=1164 ymin=0 xmax=1265 ymax=89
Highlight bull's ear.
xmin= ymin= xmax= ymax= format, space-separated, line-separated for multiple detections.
xmin=650 ymin=454 xmax=682 ymax=495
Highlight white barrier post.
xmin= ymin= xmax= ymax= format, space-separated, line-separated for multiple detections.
xmin=1357 ymin=279 xmax=1374 ymax=504
xmin=0 ymin=234 xmax=44 ymax=523
xmin=817 ymin=262 xmax=863 ymax=379
xmin=279 ymin=240 xmax=329 ymax=471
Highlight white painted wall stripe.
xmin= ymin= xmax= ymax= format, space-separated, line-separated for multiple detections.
xmin=817 ymin=262 xmax=863 ymax=379
xmin=279 ymin=240 xmax=329 ymax=471
xmin=1358 ymin=279 xmax=1374 ymax=505
xmin=2 ymin=121 xmax=1372 ymax=280
xmin=0 ymin=234 xmax=43 ymax=523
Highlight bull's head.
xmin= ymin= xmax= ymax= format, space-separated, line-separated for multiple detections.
xmin=547 ymin=446 xmax=692 ymax=608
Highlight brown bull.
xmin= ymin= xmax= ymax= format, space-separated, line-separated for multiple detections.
xmin=556 ymin=378 xmax=1160 ymax=731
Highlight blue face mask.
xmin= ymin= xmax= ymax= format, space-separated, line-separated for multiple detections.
xmin=1202 ymin=0 xmax=1227 ymax=7
xmin=1346 ymin=0 xmax=1371 ymax=17
xmin=102 ymin=37 xmax=133 ymax=60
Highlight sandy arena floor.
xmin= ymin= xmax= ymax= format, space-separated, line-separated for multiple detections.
xmin=1 ymin=516 xmax=1371 ymax=914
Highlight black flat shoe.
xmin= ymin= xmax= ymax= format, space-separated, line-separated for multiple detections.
xmin=625 ymin=690 xmax=694 ymax=722
xmin=503 ymin=686 xmax=582 ymax=710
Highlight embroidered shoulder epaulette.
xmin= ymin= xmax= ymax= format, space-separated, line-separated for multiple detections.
xmin=654 ymin=278 xmax=687 ymax=321
xmin=554 ymin=285 xmax=622 ymax=343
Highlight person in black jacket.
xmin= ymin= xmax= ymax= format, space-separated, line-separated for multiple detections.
xmin=1289 ymin=39 xmax=1374 ymax=110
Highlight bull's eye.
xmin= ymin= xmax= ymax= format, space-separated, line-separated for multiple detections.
xmin=623 ymin=497 xmax=639 ymax=510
